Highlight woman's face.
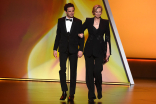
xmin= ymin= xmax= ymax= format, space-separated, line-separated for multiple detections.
xmin=94 ymin=8 xmax=102 ymax=18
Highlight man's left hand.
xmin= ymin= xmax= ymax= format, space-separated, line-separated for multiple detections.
xmin=78 ymin=51 xmax=83 ymax=58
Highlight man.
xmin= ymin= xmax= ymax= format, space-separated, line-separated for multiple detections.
xmin=53 ymin=3 xmax=84 ymax=101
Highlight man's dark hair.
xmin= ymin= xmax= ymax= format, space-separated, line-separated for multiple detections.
xmin=64 ymin=3 xmax=75 ymax=12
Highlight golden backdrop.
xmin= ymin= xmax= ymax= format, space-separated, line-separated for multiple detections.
xmin=0 ymin=0 xmax=130 ymax=83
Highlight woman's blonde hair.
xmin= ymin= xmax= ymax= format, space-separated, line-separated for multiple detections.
xmin=92 ymin=5 xmax=103 ymax=15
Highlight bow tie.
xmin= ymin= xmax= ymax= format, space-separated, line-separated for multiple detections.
xmin=66 ymin=19 xmax=72 ymax=22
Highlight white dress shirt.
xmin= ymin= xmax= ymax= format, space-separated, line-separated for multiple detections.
xmin=65 ymin=16 xmax=73 ymax=32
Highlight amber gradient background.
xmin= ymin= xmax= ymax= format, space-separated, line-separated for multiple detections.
xmin=0 ymin=0 xmax=65 ymax=77
xmin=0 ymin=0 xmax=155 ymax=78
xmin=1 ymin=0 xmax=129 ymax=82
xmin=108 ymin=0 xmax=156 ymax=59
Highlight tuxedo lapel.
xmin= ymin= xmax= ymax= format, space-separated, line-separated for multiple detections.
xmin=62 ymin=17 xmax=67 ymax=33
xmin=70 ymin=17 xmax=76 ymax=33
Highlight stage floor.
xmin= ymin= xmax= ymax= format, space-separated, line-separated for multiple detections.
xmin=0 ymin=79 xmax=156 ymax=104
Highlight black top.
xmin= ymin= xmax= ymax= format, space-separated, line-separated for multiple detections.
xmin=93 ymin=26 xmax=99 ymax=33
xmin=92 ymin=26 xmax=99 ymax=55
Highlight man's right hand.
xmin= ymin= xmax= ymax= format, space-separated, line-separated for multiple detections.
xmin=78 ymin=33 xmax=84 ymax=38
xmin=53 ymin=50 xmax=57 ymax=58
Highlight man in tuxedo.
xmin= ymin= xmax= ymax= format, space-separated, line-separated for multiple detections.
xmin=53 ymin=3 xmax=84 ymax=101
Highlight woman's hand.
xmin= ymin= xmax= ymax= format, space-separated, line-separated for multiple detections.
xmin=78 ymin=33 xmax=84 ymax=38
xmin=105 ymin=42 xmax=110 ymax=61
xmin=106 ymin=52 xmax=110 ymax=61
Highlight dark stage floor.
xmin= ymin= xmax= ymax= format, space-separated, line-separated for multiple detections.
xmin=0 ymin=79 xmax=156 ymax=104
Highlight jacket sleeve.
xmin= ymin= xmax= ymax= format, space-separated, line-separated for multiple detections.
xmin=105 ymin=20 xmax=111 ymax=55
xmin=82 ymin=18 xmax=88 ymax=31
xmin=78 ymin=20 xmax=84 ymax=51
xmin=53 ymin=19 xmax=61 ymax=51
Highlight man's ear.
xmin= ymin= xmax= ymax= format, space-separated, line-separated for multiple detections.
xmin=65 ymin=11 xmax=67 ymax=14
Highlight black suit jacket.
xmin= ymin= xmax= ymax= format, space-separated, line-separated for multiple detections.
xmin=53 ymin=16 xmax=84 ymax=53
xmin=83 ymin=17 xmax=111 ymax=57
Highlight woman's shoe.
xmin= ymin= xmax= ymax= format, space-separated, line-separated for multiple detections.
xmin=97 ymin=93 xmax=102 ymax=99
xmin=88 ymin=98 xmax=94 ymax=103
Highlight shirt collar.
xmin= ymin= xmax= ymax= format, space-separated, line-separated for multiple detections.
xmin=66 ymin=16 xmax=73 ymax=21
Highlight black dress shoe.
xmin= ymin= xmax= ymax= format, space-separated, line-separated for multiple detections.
xmin=68 ymin=95 xmax=74 ymax=101
xmin=60 ymin=91 xmax=67 ymax=100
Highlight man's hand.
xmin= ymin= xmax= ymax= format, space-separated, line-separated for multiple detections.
xmin=78 ymin=33 xmax=84 ymax=38
xmin=78 ymin=51 xmax=83 ymax=58
xmin=53 ymin=50 xmax=57 ymax=58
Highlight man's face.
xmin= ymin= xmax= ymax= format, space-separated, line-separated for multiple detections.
xmin=65 ymin=7 xmax=74 ymax=18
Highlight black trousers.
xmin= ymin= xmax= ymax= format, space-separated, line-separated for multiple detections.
xmin=59 ymin=52 xmax=78 ymax=95
xmin=84 ymin=55 xmax=103 ymax=99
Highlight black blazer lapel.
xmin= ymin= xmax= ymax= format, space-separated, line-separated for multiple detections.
xmin=70 ymin=17 xmax=76 ymax=33
xmin=98 ymin=17 xmax=102 ymax=29
xmin=62 ymin=17 xmax=67 ymax=33
xmin=96 ymin=17 xmax=103 ymax=35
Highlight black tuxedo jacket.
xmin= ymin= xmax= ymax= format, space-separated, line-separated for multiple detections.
xmin=83 ymin=17 xmax=111 ymax=57
xmin=53 ymin=16 xmax=84 ymax=53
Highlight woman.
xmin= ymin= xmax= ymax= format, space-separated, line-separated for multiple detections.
xmin=79 ymin=5 xmax=111 ymax=102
